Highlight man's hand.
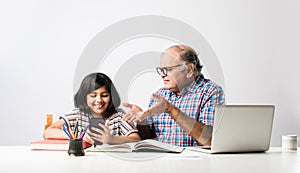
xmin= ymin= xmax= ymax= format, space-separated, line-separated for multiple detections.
xmin=122 ymin=102 xmax=144 ymax=123
xmin=122 ymin=94 xmax=170 ymax=123
xmin=144 ymin=93 xmax=170 ymax=115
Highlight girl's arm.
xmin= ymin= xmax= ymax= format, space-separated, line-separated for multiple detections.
xmin=44 ymin=118 xmax=94 ymax=146
xmin=88 ymin=124 xmax=141 ymax=145
xmin=108 ymin=132 xmax=141 ymax=144
xmin=43 ymin=119 xmax=67 ymax=139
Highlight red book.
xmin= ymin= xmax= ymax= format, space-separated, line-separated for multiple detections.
xmin=30 ymin=139 xmax=69 ymax=151
xmin=30 ymin=139 xmax=92 ymax=151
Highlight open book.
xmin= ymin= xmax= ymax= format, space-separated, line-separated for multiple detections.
xmin=86 ymin=139 xmax=184 ymax=153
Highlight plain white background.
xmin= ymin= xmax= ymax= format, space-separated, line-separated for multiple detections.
xmin=0 ymin=0 xmax=299 ymax=146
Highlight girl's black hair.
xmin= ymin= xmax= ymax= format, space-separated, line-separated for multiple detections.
xmin=74 ymin=72 xmax=121 ymax=119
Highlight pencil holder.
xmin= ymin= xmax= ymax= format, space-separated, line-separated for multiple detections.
xmin=68 ymin=139 xmax=85 ymax=156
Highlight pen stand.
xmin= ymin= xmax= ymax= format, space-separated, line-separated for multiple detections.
xmin=68 ymin=139 xmax=85 ymax=156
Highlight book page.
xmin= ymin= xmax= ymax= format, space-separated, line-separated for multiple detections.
xmin=134 ymin=139 xmax=184 ymax=153
xmin=85 ymin=143 xmax=134 ymax=152
xmin=86 ymin=140 xmax=184 ymax=153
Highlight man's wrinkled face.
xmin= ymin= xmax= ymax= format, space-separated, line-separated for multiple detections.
xmin=158 ymin=48 xmax=189 ymax=94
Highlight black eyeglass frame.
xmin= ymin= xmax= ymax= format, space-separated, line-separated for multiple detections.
xmin=155 ymin=63 xmax=185 ymax=75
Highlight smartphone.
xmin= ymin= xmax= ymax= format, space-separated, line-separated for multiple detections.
xmin=89 ymin=118 xmax=105 ymax=145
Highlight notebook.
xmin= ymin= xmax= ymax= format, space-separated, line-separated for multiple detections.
xmin=188 ymin=105 xmax=275 ymax=154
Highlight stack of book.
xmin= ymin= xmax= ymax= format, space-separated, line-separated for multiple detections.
xmin=30 ymin=139 xmax=92 ymax=151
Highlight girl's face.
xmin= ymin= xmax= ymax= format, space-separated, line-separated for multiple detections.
xmin=86 ymin=86 xmax=111 ymax=118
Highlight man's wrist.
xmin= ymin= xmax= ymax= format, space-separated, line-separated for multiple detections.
xmin=165 ymin=102 xmax=173 ymax=114
xmin=166 ymin=104 xmax=180 ymax=121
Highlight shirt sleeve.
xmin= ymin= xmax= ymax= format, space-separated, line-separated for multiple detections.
xmin=63 ymin=108 xmax=82 ymax=129
xmin=116 ymin=111 xmax=138 ymax=136
xmin=147 ymin=95 xmax=157 ymax=128
xmin=199 ymin=85 xmax=225 ymax=126
xmin=120 ymin=120 xmax=139 ymax=136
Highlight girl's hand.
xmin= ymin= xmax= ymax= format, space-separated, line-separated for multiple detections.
xmin=88 ymin=123 xmax=114 ymax=144
xmin=83 ymin=129 xmax=94 ymax=145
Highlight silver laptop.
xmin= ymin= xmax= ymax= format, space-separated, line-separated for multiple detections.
xmin=189 ymin=105 xmax=275 ymax=154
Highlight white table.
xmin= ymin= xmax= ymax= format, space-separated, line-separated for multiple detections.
xmin=0 ymin=147 xmax=299 ymax=173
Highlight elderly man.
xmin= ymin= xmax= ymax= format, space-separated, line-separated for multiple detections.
xmin=123 ymin=45 xmax=225 ymax=147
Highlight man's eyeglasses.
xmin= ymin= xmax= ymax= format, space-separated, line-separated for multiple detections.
xmin=156 ymin=64 xmax=184 ymax=75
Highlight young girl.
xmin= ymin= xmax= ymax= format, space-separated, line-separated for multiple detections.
xmin=43 ymin=72 xmax=140 ymax=145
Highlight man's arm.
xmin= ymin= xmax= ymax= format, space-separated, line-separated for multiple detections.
xmin=123 ymin=94 xmax=213 ymax=145
xmin=166 ymin=103 xmax=212 ymax=146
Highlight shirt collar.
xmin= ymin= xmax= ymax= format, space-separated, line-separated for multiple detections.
xmin=180 ymin=74 xmax=204 ymax=96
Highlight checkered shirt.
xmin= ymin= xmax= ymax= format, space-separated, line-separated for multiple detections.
xmin=147 ymin=74 xmax=225 ymax=147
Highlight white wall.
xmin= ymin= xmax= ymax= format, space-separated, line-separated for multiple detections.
xmin=0 ymin=0 xmax=299 ymax=146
